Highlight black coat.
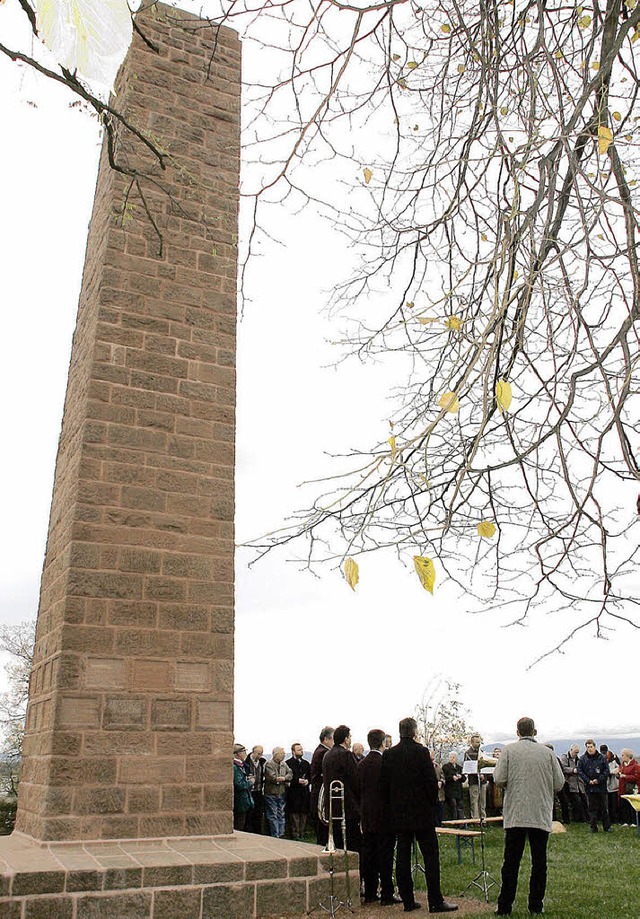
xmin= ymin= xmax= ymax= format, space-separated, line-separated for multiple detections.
xmin=358 ymin=750 xmax=385 ymax=833
xmin=310 ymin=743 xmax=330 ymax=815
xmin=379 ymin=738 xmax=439 ymax=833
xmin=442 ymin=761 xmax=465 ymax=801
xmin=286 ymin=755 xmax=311 ymax=813
xmin=323 ymin=743 xmax=360 ymax=821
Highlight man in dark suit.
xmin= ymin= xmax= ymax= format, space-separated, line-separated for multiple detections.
xmin=359 ymin=728 xmax=400 ymax=906
xmin=244 ymin=745 xmax=266 ymax=834
xmin=310 ymin=726 xmax=334 ymax=846
xmin=286 ymin=742 xmax=311 ymax=839
xmin=322 ymin=724 xmax=361 ymax=854
xmin=379 ymin=717 xmax=458 ymax=914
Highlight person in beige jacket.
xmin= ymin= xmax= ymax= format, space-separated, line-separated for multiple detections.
xmin=264 ymin=747 xmax=293 ymax=837
xmin=493 ymin=717 xmax=565 ymax=916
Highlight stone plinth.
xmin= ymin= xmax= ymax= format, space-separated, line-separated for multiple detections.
xmin=16 ymin=5 xmax=239 ymax=843
xmin=0 ymin=833 xmax=359 ymax=918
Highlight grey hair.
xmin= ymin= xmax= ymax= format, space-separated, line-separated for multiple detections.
xmin=621 ymin=748 xmax=634 ymax=758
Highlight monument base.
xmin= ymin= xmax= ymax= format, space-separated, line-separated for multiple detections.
xmin=0 ymin=831 xmax=359 ymax=917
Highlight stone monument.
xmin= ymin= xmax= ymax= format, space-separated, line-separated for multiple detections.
xmin=0 ymin=6 xmax=355 ymax=916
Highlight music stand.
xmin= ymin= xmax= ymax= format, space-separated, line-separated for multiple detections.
xmin=461 ymin=762 xmax=499 ymax=903
xmin=411 ymin=839 xmax=426 ymax=880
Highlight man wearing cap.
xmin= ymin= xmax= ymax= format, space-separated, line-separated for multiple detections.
xmin=233 ymin=744 xmax=254 ymax=831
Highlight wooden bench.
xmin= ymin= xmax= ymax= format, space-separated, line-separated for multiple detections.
xmin=442 ymin=816 xmax=503 ymax=826
xmin=435 ymin=826 xmax=482 ymax=864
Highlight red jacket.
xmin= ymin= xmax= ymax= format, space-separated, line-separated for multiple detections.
xmin=618 ymin=759 xmax=640 ymax=798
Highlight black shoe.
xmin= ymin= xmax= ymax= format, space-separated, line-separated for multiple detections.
xmin=404 ymin=906 xmax=422 ymax=913
xmin=364 ymin=895 xmax=381 ymax=903
xmin=382 ymin=895 xmax=404 ymax=905
xmin=430 ymin=903 xmax=458 ymax=914
xmin=495 ymin=910 xmax=512 ymax=916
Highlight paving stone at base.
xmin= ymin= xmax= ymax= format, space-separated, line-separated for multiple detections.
xmin=255 ymin=879 xmax=307 ymax=916
xmin=0 ymin=832 xmax=355 ymax=917
xmin=75 ymin=891 xmax=153 ymax=919
xmin=152 ymin=887 xmax=202 ymax=919
xmin=201 ymin=881 xmax=254 ymax=918
xmin=24 ymin=896 xmax=74 ymax=919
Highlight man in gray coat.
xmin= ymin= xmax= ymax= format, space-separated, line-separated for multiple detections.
xmin=493 ymin=717 xmax=565 ymax=916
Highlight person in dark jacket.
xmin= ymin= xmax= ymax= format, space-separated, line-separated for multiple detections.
xmin=310 ymin=726 xmax=334 ymax=846
xmin=379 ymin=717 xmax=458 ymax=914
xmin=358 ymin=728 xmax=400 ymax=906
xmin=286 ymin=742 xmax=311 ymax=839
xmin=322 ymin=724 xmax=361 ymax=854
xmin=442 ymin=752 xmax=465 ymax=820
xmin=578 ymin=739 xmax=611 ymax=832
xmin=233 ymin=744 xmax=254 ymax=830
xmin=560 ymin=744 xmax=588 ymax=822
xmin=244 ymin=745 xmax=266 ymax=834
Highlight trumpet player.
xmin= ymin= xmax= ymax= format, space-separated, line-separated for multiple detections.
xmin=322 ymin=724 xmax=361 ymax=854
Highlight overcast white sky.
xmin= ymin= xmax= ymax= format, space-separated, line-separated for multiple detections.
xmin=1 ymin=2 xmax=639 ymax=758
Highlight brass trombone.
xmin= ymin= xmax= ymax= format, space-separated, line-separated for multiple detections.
xmin=317 ymin=779 xmax=353 ymax=915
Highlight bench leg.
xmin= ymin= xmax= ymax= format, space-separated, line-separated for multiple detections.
xmin=455 ymin=836 xmax=462 ymax=865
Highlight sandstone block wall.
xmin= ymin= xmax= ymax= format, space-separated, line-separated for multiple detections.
xmin=16 ymin=5 xmax=240 ymax=842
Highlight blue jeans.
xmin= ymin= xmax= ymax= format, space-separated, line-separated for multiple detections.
xmin=264 ymin=794 xmax=286 ymax=837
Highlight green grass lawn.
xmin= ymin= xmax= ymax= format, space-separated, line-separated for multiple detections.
xmin=428 ymin=823 xmax=640 ymax=917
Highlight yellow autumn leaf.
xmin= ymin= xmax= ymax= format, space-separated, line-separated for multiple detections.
xmin=554 ymin=51 xmax=564 ymax=59
xmin=445 ymin=316 xmax=462 ymax=331
xmin=457 ymin=64 xmax=465 ymax=74
xmin=414 ymin=555 xmax=436 ymax=594
xmin=392 ymin=53 xmax=401 ymax=61
xmin=388 ymin=435 xmax=397 ymax=459
xmin=406 ymin=301 xmax=415 ymax=309
xmin=578 ymin=14 xmax=591 ymax=27
xmin=613 ymin=112 xmax=622 ymax=122
xmin=477 ymin=521 xmax=497 ymax=538
xmin=496 ymin=379 xmax=513 ymax=414
xmin=419 ymin=473 xmax=429 ymax=487
xmin=438 ymin=391 xmax=460 ymax=413
xmin=343 ymin=558 xmax=359 ymax=591
xmin=598 ymin=126 xmax=613 ymax=155
xmin=481 ymin=232 xmax=488 ymax=241
xmin=500 ymin=106 xmax=508 ymax=115
xmin=592 ymin=61 xmax=600 ymax=71
xmin=418 ymin=316 xmax=439 ymax=325
xmin=441 ymin=23 xmax=451 ymax=33
xmin=363 ymin=167 xmax=373 ymax=184
xmin=36 ymin=0 xmax=132 ymax=90
xmin=407 ymin=61 xmax=418 ymax=69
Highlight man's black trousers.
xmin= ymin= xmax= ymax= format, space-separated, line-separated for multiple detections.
xmin=497 ymin=827 xmax=549 ymax=914
xmin=361 ymin=831 xmax=395 ymax=901
xmin=396 ymin=829 xmax=443 ymax=909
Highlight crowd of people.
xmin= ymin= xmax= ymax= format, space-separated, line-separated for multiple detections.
xmin=232 ymin=723 xmax=640 ymax=913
